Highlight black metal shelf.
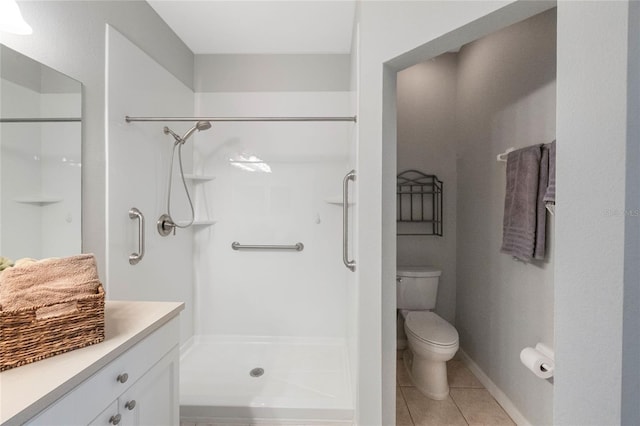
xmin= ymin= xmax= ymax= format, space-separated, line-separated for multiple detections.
xmin=397 ymin=170 xmax=443 ymax=236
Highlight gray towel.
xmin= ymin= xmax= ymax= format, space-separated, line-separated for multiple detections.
xmin=534 ymin=145 xmax=550 ymax=260
xmin=501 ymin=145 xmax=544 ymax=261
xmin=543 ymin=140 xmax=556 ymax=206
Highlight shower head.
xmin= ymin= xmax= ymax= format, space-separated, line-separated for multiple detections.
xmin=164 ymin=121 xmax=212 ymax=145
xmin=181 ymin=121 xmax=212 ymax=143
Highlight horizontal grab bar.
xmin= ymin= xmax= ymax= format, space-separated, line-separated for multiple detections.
xmin=231 ymin=242 xmax=304 ymax=251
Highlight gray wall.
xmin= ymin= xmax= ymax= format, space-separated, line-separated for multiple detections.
xmin=555 ymin=2 xmax=638 ymax=424
xmin=195 ymin=54 xmax=350 ymax=92
xmin=396 ymin=54 xmax=458 ymax=324
xmin=622 ymin=1 xmax=640 ymax=423
xmin=455 ymin=9 xmax=556 ymax=425
xmin=0 ymin=1 xmax=194 ymax=276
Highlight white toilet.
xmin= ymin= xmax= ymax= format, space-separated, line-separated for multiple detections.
xmin=397 ymin=266 xmax=459 ymax=400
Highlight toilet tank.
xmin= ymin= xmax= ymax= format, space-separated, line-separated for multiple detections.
xmin=397 ymin=266 xmax=441 ymax=310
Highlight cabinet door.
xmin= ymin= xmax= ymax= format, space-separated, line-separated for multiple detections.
xmin=88 ymin=401 xmax=119 ymax=426
xmin=119 ymin=347 xmax=179 ymax=426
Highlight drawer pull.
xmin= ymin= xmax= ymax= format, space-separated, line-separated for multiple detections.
xmin=125 ymin=399 xmax=136 ymax=410
xmin=117 ymin=373 xmax=129 ymax=383
xmin=109 ymin=414 xmax=122 ymax=425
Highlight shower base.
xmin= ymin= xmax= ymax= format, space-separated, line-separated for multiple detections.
xmin=179 ymin=335 xmax=354 ymax=425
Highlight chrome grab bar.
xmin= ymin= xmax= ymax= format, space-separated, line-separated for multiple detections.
xmin=343 ymin=170 xmax=356 ymax=271
xmin=129 ymin=208 xmax=145 ymax=265
xmin=231 ymin=242 xmax=304 ymax=251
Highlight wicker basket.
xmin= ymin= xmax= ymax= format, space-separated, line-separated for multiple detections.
xmin=0 ymin=284 xmax=105 ymax=372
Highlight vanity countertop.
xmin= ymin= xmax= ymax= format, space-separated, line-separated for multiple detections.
xmin=0 ymin=300 xmax=184 ymax=425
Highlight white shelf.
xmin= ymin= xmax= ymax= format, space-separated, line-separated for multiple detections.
xmin=324 ymin=197 xmax=354 ymax=206
xmin=184 ymin=174 xmax=215 ymax=182
xmin=176 ymin=220 xmax=216 ymax=227
xmin=14 ymin=196 xmax=63 ymax=205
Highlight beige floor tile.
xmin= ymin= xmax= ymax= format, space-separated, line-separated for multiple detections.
xmin=402 ymin=387 xmax=467 ymax=426
xmin=397 ymin=357 xmax=413 ymax=386
xmin=396 ymin=387 xmax=415 ymax=426
xmin=447 ymin=361 xmax=484 ymax=389
xmin=450 ymin=388 xmax=515 ymax=426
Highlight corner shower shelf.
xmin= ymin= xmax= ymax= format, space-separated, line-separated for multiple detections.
xmin=184 ymin=174 xmax=215 ymax=182
xmin=176 ymin=220 xmax=216 ymax=227
xmin=14 ymin=196 xmax=63 ymax=205
xmin=324 ymin=197 xmax=355 ymax=206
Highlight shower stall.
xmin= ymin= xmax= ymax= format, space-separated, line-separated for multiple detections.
xmin=105 ymin=27 xmax=358 ymax=424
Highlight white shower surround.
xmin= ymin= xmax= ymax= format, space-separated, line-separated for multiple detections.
xmin=192 ymin=91 xmax=353 ymax=338
xmin=0 ymin=80 xmax=81 ymax=260
xmin=184 ymin=91 xmax=356 ymax=421
xmin=107 ymin=29 xmax=356 ymax=422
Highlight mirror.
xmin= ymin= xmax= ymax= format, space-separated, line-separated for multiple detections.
xmin=0 ymin=44 xmax=82 ymax=261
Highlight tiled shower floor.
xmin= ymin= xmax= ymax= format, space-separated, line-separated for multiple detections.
xmin=396 ymin=351 xmax=516 ymax=426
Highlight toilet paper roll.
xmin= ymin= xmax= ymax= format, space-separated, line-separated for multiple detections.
xmin=520 ymin=347 xmax=554 ymax=379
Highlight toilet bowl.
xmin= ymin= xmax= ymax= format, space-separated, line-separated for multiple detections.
xmin=397 ymin=266 xmax=459 ymax=400
xmin=402 ymin=310 xmax=459 ymax=400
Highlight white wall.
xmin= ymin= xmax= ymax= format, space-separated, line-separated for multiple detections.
xmin=455 ymin=10 xmax=555 ymax=425
xmin=105 ymin=26 xmax=195 ymax=344
xmin=195 ymin=54 xmax=350 ymax=93
xmin=396 ymin=54 xmax=458 ymax=324
xmin=0 ymin=1 xmax=194 ymax=277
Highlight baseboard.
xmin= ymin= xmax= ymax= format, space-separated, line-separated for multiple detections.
xmin=458 ymin=349 xmax=532 ymax=426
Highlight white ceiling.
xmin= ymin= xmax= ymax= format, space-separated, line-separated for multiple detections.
xmin=147 ymin=1 xmax=356 ymax=55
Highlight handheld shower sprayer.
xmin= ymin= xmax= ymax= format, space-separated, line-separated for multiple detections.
xmin=158 ymin=121 xmax=212 ymax=236
xmin=163 ymin=121 xmax=212 ymax=145
xmin=181 ymin=121 xmax=212 ymax=143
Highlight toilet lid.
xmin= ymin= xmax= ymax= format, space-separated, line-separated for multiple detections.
xmin=405 ymin=311 xmax=458 ymax=347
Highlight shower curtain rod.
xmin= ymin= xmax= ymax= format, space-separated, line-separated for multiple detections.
xmin=125 ymin=115 xmax=357 ymax=123
xmin=0 ymin=117 xmax=81 ymax=123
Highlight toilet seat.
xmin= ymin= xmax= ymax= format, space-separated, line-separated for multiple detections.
xmin=405 ymin=311 xmax=458 ymax=347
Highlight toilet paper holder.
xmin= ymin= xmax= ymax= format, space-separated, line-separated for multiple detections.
xmin=536 ymin=343 xmax=554 ymax=372
xmin=520 ymin=343 xmax=555 ymax=380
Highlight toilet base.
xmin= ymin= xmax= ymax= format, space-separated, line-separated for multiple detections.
xmin=403 ymin=349 xmax=450 ymax=400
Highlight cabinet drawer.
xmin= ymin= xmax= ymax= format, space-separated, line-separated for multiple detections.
xmin=26 ymin=318 xmax=179 ymax=425
xmin=88 ymin=401 xmax=118 ymax=426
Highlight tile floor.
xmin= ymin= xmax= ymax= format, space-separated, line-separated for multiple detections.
xmin=396 ymin=351 xmax=515 ymax=426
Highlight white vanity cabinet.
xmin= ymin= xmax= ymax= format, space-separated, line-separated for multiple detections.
xmin=88 ymin=348 xmax=179 ymax=426
xmin=26 ymin=319 xmax=179 ymax=426
xmin=1 ymin=302 xmax=183 ymax=426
